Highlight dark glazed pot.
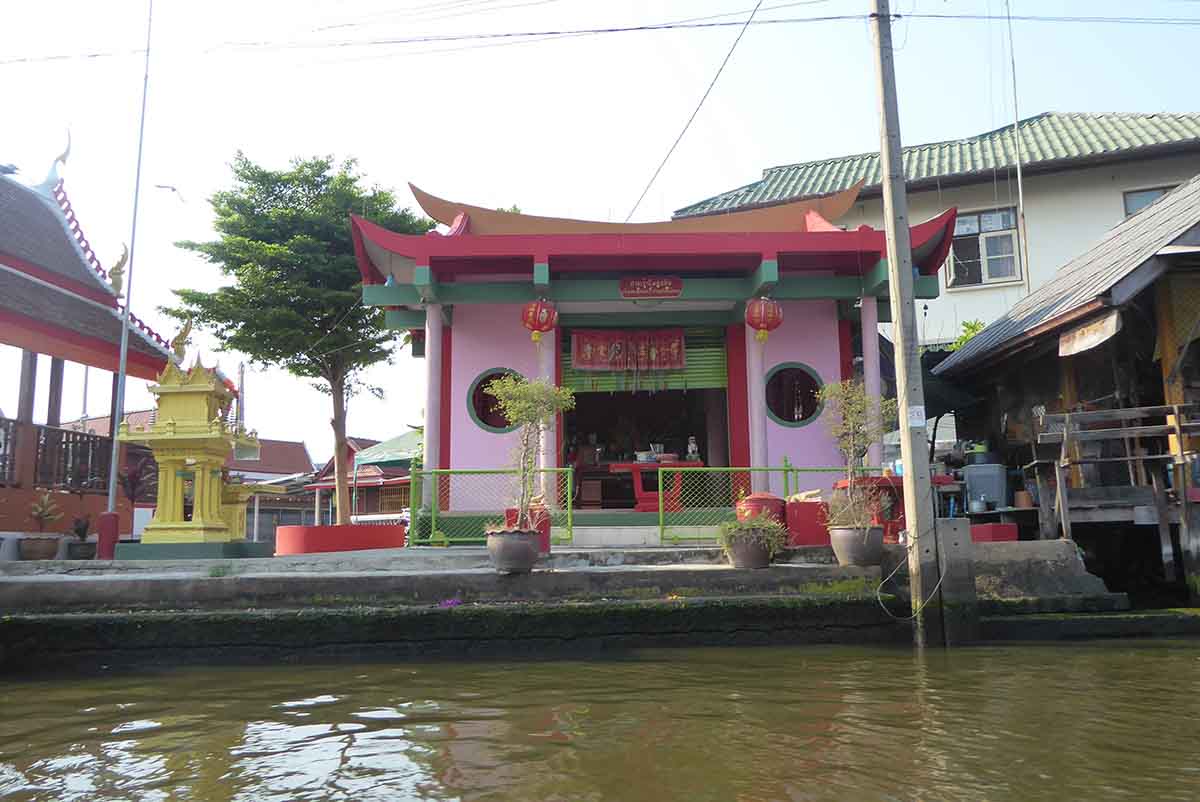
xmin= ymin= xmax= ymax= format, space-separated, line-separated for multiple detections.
xmin=486 ymin=529 xmax=541 ymax=574
xmin=67 ymin=541 xmax=97 ymax=560
xmin=829 ymin=526 xmax=884 ymax=567
xmin=727 ymin=536 xmax=772 ymax=569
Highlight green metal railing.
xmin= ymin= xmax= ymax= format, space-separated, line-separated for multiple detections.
xmin=655 ymin=461 xmax=883 ymax=545
xmin=409 ymin=467 xmax=574 ymax=546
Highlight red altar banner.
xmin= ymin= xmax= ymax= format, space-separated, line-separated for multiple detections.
xmin=619 ymin=276 xmax=683 ymax=299
xmin=571 ymin=329 xmax=686 ymax=372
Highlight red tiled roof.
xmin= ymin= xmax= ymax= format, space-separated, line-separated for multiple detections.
xmin=66 ymin=409 xmax=155 ymax=436
xmin=226 ymin=438 xmax=313 ymax=476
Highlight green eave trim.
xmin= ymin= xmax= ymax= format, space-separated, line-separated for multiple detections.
xmin=363 ymin=275 xmax=900 ymax=308
xmin=383 ymin=308 xmax=427 ymax=329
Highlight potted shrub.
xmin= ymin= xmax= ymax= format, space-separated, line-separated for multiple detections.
xmin=816 ymin=379 xmax=897 ymax=567
xmin=66 ymin=514 xmax=96 ymax=560
xmin=719 ymin=513 xmax=786 ymax=569
xmin=483 ymin=374 xmax=575 ymax=574
xmin=20 ymin=492 xmax=64 ymax=560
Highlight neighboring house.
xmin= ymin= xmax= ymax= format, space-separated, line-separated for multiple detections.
xmin=676 ymin=112 xmax=1200 ymax=345
xmin=306 ymin=437 xmax=411 ymax=520
xmin=931 ymin=175 xmax=1200 ymax=596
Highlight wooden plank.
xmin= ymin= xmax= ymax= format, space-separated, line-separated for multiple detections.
xmin=1150 ymin=468 xmax=1177 ymax=583
xmin=1039 ymin=404 xmax=1198 ymax=425
xmin=1065 ymin=455 xmax=1177 ymax=465
xmin=1071 ymin=506 xmax=1181 ymax=525
xmin=1038 ymin=423 xmax=1200 ymax=444
xmin=1068 ymin=486 xmax=1154 ymax=506
xmin=1054 ymin=460 xmax=1072 ymax=540
xmin=1035 ymin=466 xmax=1057 ymax=540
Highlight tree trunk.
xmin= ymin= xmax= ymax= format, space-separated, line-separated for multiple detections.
xmin=330 ymin=373 xmax=351 ymax=526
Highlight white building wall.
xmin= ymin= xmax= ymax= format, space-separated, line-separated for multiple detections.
xmin=836 ymin=153 xmax=1200 ymax=344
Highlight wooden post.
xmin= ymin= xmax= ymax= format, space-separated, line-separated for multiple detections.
xmin=46 ymin=357 xmax=65 ymax=428
xmin=17 ymin=351 xmax=37 ymax=424
xmin=1055 ymin=412 xmax=1074 ymax=541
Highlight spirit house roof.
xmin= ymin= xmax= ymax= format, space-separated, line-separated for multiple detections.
xmin=351 ymin=184 xmax=957 ymax=321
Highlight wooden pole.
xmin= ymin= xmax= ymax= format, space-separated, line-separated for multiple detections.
xmin=46 ymin=357 xmax=65 ymax=428
xmin=870 ymin=0 xmax=943 ymax=648
xmin=17 ymin=351 xmax=37 ymax=424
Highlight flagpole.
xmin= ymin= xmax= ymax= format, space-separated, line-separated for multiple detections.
xmin=106 ymin=0 xmax=155 ymax=514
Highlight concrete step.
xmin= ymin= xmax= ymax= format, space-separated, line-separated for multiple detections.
xmin=0 ymin=544 xmax=837 ymax=577
xmin=0 ymin=562 xmax=881 ymax=612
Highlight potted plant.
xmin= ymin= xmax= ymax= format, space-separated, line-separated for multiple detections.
xmin=20 ymin=492 xmax=63 ymax=560
xmin=66 ymin=514 xmax=96 ymax=560
xmin=718 ymin=512 xmax=786 ymax=569
xmin=483 ymin=374 xmax=575 ymax=574
xmin=816 ymin=379 xmax=897 ymax=567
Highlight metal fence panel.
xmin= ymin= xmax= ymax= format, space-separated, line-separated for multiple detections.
xmin=409 ymin=468 xmax=573 ymax=546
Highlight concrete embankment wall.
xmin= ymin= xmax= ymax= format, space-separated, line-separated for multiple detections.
xmin=0 ymin=597 xmax=912 ymax=674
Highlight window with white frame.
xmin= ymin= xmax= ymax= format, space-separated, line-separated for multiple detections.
xmin=1123 ymin=186 xmax=1174 ymax=217
xmin=947 ymin=206 xmax=1020 ymax=289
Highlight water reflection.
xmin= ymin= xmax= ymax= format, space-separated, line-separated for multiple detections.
xmin=1 ymin=642 xmax=1199 ymax=800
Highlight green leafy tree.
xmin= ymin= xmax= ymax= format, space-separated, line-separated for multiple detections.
xmin=484 ymin=375 xmax=574 ymax=530
xmin=166 ymin=154 xmax=432 ymax=524
xmin=949 ymin=319 xmax=985 ymax=351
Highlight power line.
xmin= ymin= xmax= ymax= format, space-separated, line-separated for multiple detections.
xmin=5 ymin=11 xmax=1200 ymax=66
xmin=624 ymin=1 xmax=766 ymax=223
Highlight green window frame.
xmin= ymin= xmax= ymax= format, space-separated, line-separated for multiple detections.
xmin=764 ymin=361 xmax=824 ymax=428
xmin=467 ymin=368 xmax=523 ymax=434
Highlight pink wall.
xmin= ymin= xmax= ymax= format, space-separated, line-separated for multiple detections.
xmin=752 ymin=300 xmax=844 ymax=496
xmin=448 ymin=305 xmax=542 ymax=508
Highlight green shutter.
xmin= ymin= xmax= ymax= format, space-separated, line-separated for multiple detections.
xmin=560 ymin=327 xmax=727 ymax=393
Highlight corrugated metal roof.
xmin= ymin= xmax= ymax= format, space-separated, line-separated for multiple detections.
xmin=934 ymin=171 xmax=1200 ymax=376
xmin=675 ymin=112 xmax=1200 ymax=218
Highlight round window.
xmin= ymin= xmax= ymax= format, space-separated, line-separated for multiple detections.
xmin=764 ymin=363 xmax=822 ymax=427
xmin=468 ymin=369 xmax=520 ymax=433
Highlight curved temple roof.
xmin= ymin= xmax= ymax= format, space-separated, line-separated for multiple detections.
xmin=351 ymin=190 xmax=957 ymax=289
xmin=0 ymin=167 xmax=176 ymax=380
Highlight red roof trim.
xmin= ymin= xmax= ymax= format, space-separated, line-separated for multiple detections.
xmin=0 ymin=307 xmax=166 ymax=380
xmin=350 ymin=216 xmax=387 ymax=286
xmin=306 ymin=476 xmax=410 ymax=490
xmin=350 ymin=208 xmax=959 ymax=276
xmin=0 ymin=249 xmax=118 ymax=307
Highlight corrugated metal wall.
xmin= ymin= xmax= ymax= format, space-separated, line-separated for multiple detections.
xmin=560 ymin=327 xmax=728 ymax=392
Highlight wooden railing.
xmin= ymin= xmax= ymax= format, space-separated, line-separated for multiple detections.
xmin=0 ymin=418 xmax=16 ymax=485
xmin=34 ymin=425 xmax=113 ymax=493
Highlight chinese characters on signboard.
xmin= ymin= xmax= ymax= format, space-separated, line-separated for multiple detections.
xmin=571 ymin=329 xmax=686 ymax=372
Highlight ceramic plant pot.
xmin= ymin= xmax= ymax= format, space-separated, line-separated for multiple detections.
xmin=829 ymin=526 xmax=884 ymax=567
xmin=486 ymin=529 xmax=541 ymax=575
xmin=726 ymin=535 xmax=773 ymax=569
xmin=66 ymin=541 xmax=97 ymax=560
xmin=18 ymin=536 xmax=61 ymax=561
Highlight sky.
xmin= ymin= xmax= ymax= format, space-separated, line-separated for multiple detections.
xmin=2 ymin=0 xmax=1198 ymax=463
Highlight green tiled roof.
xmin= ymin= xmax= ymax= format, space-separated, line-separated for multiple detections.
xmin=675 ymin=112 xmax=1200 ymax=218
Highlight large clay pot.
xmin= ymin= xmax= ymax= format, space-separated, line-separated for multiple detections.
xmin=18 ymin=536 xmax=61 ymax=561
xmin=735 ymin=492 xmax=786 ymax=526
xmin=726 ymin=535 xmax=772 ymax=569
xmin=486 ymin=529 xmax=540 ymax=575
xmin=829 ymin=526 xmax=884 ymax=567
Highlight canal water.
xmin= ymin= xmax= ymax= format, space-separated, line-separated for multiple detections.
xmin=2 ymin=641 xmax=1198 ymax=801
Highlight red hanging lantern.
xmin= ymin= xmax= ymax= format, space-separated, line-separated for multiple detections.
xmin=521 ymin=299 xmax=558 ymax=343
xmin=745 ymin=297 xmax=783 ymax=342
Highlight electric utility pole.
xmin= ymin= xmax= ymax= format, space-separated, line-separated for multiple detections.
xmin=869 ymin=0 xmax=943 ymax=648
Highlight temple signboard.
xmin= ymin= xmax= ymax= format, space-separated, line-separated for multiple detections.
xmin=619 ymin=276 xmax=683 ymax=299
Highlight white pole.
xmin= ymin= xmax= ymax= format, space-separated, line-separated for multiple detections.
xmin=314 ymin=487 xmax=321 ymax=525
xmin=871 ymin=0 xmax=940 ymax=648
xmin=538 ymin=334 xmax=556 ymax=500
xmin=252 ymin=494 xmax=260 ymax=542
xmin=1005 ymin=0 xmax=1032 ymax=296
xmin=105 ymin=0 xmax=154 ymax=513
xmin=423 ymin=304 xmax=443 ymax=509
xmin=746 ymin=328 xmax=769 ymax=491
xmin=861 ymin=296 xmax=883 ymax=467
